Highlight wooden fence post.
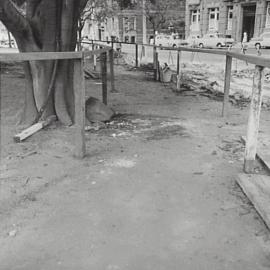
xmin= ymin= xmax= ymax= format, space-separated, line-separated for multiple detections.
xmin=109 ymin=48 xmax=116 ymax=92
xmin=153 ymin=45 xmax=157 ymax=67
xmin=73 ymin=58 xmax=86 ymax=158
xmin=91 ymin=41 xmax=97 ymax=71
xmin=135 ymin=43 xmax=138 ymax=67
xmin=222 ymin=55 xmax=232 ymax=117
xmin=154 ymin=51 xmax=159 ymax=81
xmin=177 ymin=50 xmax=182 ymax=90
xmin=142 ymin=45 xmax=145 ymax=57
xmin=100 ymin=52 xmax=108 ymax=105
xmin=244 ymin=65 xmax=264 ymax=173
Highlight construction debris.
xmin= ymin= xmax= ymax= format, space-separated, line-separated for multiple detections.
xmin=85 ymin=97 xmax=115 ymax=123
xmin=177 ymin=64 xmax=270 ymax=109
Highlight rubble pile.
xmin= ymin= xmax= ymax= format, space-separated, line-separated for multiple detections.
xmin=85 ymin=114 xmax=189 ymax=141
xmin=179 ymin=63 xmax=270 ymax=109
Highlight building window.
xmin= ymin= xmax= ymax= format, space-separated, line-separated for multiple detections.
xmin=227 ymin=6 xmax=233 ymax=31
xmin=266 ymin=2 xmax=270 ymax=28
xmin=209 ymin=8 xmax=219 ymax=31
xmin=190 ymin=9 xmax=200 ymax=32
xmin=124 ymin=16 xmax=136 ymax=33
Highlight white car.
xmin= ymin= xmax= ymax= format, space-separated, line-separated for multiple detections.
xmin=186 ymin=35 xmax=201 ymax=47
xmin=171 ymin=35 xmax=189 ymax=47
xmin=155 ymin=34 xmax=188 ymax=48
xmin=248 ymin=32 xmax=270 ymax=49
xmin=196 ymin=33 xmax=234 ymax=48
xmin=155 ymin=35 xmax=172 ymax=47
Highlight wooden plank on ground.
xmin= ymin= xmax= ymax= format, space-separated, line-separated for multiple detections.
xmin=14 ymin=115 xmax=56 ymax=142
xmin=100 ymin=52 xmax=108 ymax=105
xmin=237 ymin=173 xmax=270 ymax=230
xmin=241 ymin=136 xmax=270 ymax=172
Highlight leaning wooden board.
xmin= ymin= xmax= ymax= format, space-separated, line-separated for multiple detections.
xmin=237 ymin=174 xmax=270 ymax=230
xmin=14 ymin=115 xmax=56 ymax=143
xmin=241 ymin=136 xmax=270 ymax=172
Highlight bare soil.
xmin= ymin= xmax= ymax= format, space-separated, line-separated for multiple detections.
xmin=0 ymin=62 xmax=270 ymax=270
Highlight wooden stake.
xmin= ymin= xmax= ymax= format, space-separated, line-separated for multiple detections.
xmin=100 ymin=52 xmax=108 ymax=105
xmin=73 ymin=58 xmax=86 ymax=158
xmin=109 ymin=49 xmax=116 ymax=92
xmin=222 ymin=55 xmax=232 ymax=117
xmin=154 ymin=51 xmax=159 ymax=81
xmin=177 ymin=50 xmax=182 ymax=90
xmin=153 ymin=46 xmax=157 ymax=67
xmin=244 ymin=65 xmax=264 ymax=173
xmin=135 ymin=44 xmax=138 ymax=67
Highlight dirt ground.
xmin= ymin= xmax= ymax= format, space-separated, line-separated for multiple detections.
xmin=0 ymin=61 xmax=270 ymax=270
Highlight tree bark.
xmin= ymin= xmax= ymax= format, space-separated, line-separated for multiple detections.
xmin=0 ymin=0 xmax=87 ymax=125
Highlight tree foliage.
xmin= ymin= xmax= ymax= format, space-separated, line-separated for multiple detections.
xmin=143 ymin=0 xmax=181 ymax=35
xmin=79 ymin=0 xmax=117 ymax=36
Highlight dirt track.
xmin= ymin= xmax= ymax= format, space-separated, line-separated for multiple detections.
xmin=0 ymin=64 xmax=270 ymax=269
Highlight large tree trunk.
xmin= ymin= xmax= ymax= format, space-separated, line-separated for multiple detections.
xmin=0 ymin=0 xmax=88 ymax=125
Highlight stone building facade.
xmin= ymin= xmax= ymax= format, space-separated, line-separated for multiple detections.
xmin=186 ymin=0 xmax=270 ymax=42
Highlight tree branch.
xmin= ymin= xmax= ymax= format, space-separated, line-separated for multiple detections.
xmin=79 ymin=0 xmax=88 ymax=14
xmin=26 ymin=0 xmax=43 ymax=18
xmin=0 ymin=0 xmax=30 ymax=39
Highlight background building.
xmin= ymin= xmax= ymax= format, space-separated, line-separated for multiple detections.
xmin=186 ymin=0 xmax=270 ymax=42
xmin=118 ymin=0 xmax=186 ymax=43
xmin=83 ymin=0 xmax=186 ymax=44
xmin=82 ymin=16 xmax=120 ymax=41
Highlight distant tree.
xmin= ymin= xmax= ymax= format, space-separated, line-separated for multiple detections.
xmin=78 ymin=0 xmax=117 ymax=47
xmin=143 ymin=0 xmax=178 ymax=42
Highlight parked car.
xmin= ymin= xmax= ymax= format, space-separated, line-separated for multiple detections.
xmin=155 ymin=34 xmax=188 ymax=48
xmin=248 ymin=32 xmax=270 ymax=49
xmin=170 ymin=34 xmax=189 ymax=47
xmin=196 ymin=33 xmax=234 ymax=48
xmin=185 ymin=35 xmax=201 ymax=47
xmin=155 ymin=34 xmax=172 ymax=47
